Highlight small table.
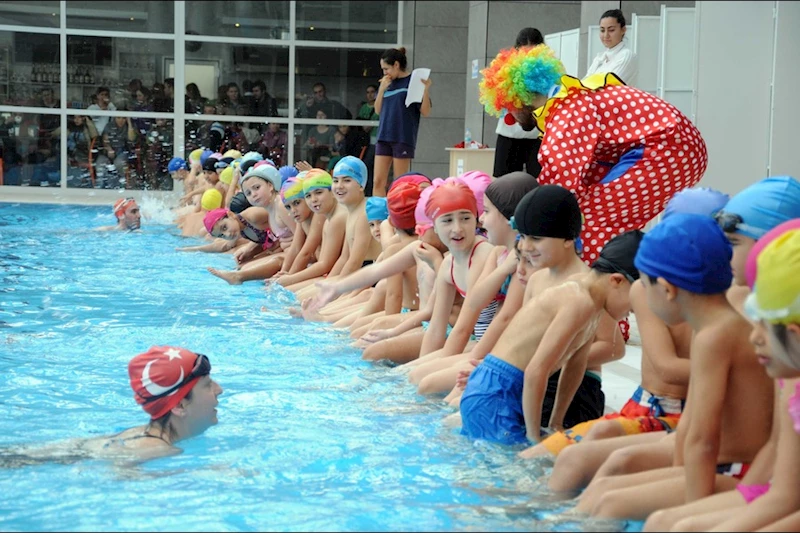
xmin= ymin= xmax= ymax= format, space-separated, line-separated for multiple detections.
xmin=446 ymin=147 xmax=496 ymax=177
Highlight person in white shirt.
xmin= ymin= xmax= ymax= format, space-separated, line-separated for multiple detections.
xmin=87 ymin=86 xmax=117 ymax=135
xmin=492 ymin=27 xmax=545 ymax=178
xmin=585 ymin=9 xmax=638 ymax=87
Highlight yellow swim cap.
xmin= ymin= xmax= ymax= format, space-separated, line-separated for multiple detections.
xmin=189 ymin=148 xmax=204 ymax=164
xmin=223 ymin=149 xmax=242 ymax=160
xmin=219 ymin=166 xmax=234 ymax=185
xmin=201 ymin=188 xmax=223 ymax=211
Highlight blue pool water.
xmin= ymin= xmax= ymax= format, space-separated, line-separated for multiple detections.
xmin=0 ymin=201 xmax=643 ymax=532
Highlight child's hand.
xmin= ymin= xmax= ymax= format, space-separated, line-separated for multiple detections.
xmin=360 ymin=329 xmax=392 ymax=345
xmin=455 ymin=359 xmax=480 ymax=390
xmin=295 ymin=160 xmax=313 ymax=172
xmin=412 ymin=242 xmax=441 ymax=269
xmin=233 ymin=247 xmax=249 ymax=266
xmin=191 ymin=161 xmax=202 ymax=173
xmin=500 ymin=249 xmax=519 ymax=275
xmin=421 ymin=77 xmax=432 ymax=90
xmin=306 ymin=281 xmax=338 ymax=312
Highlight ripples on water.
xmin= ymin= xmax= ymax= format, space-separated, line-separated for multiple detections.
xmin=0 ymin=201 xmax=641 ymax=532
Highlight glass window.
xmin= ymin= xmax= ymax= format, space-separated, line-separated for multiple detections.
xmin=65 ymin=113 xmax=175 ymax=191
xmin=0 ymin=111 xmax=60 ymax=187
xmin=184 ymin=1 xmax=290 ymax=40
xmin=66 ymin=1 xmax=174 ymax=34
xmin=185 ymin=117 xmax=290 ymax=168
xmin=0 ymin=2 xmax=60 ymax=28
xmin=66 ymin=36 xmax=174 ymax=113
xmin=296 ymin=1 xmax=398 ymax=43
xmin=181 ymin=43 xmax=289 ymax=118
xmin=0 ymin=32 xmax=60 ymax=107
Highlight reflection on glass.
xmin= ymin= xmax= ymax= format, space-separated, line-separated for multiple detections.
xmin=65 ymin=114 xmax=175 ymax=191
xmin=184 ymin=44 xmax=289 ymax=118
xmin=0 ymin=32 xmax=60 ymax=107
xmin=185 ymin=119 xmax=289 ymax=168
xmin=293 ymin=121 xmax=371 ymax=172
xmin=296 ymin=1 xmax=398 ymax=43
xmin=184 ymin=1 xmax=290 ymax=39
xmin=0 ymin=112 xmax=60 ymax=187
xmin=66 ymin=36 xmax=174 ymax=112
xmin=66 ymin=1 xmax=175 ymax=33
xmin=0 ymin=2 xmax=60 ymax=28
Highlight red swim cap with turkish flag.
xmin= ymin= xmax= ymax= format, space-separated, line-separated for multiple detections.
xmin=128 ymin=346 xmax=203 ymax=420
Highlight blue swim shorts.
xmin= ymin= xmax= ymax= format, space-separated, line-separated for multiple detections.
xmin=459 ymin=355 xmax=528 ymax=445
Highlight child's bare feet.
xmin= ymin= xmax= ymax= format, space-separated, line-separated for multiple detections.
xmin=208 ymin=267 xmax=243 ymax=285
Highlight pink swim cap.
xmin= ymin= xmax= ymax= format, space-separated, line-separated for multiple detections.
xmin=203 ymin=208 xmax=229 ymax=234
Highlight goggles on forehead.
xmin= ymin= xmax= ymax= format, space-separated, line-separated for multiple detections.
xmin=140 ymin=354 xmax=211 ymax=404
xmin=714 ymin=211 xmax=765 ymax=239
xmin=744 ymin=292 xmax=800 ymax=325
xmin=595 ymin=257 xmax=636 ymax=284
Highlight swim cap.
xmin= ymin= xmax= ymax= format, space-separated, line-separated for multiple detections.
xmin=242 ymin=151 xmax=263 ymax=163
xmin=229 ymin=192 xmax=251 ymax=214
xmin=745 ymin=219 xmax=800 ymax=291
xmin=253 ymin=159 xmax=277 ymax=170
xmin=593 ymin=230 xmax=644 ymax=282
xmin=241 ymin=164 xmax=281 ymax=191
xmin=203 ymin=208 xmax=229 ymax=234
xmin=202 ymin=157 xmax=220 ymax=172
xmin=513 ymin=185 xmax=581 ymax=239
xmin=389 ymin=181 xmax=426 ymax=231
xmin=239 ymin=158 xmax=259 ymax=175
xmin=425 ymin=177 xmax=479 ymax=221
xmin=201 ymin=188 xmax=223 ymax=211
xmin=662 ymin=187 xmax=730 ymax=221
xmin=457 ymin=171 xmax=493 ymax=217
xmin=129 ymin=346 xmax=210 ymax=420
xmin=168 ymin=157 xmax=188 ymax=174
xmin=415 ymin=181 xmax=438 ymax=236
xmin=113 ymin=197 xmax=138 ymax=220
xmin=332 ymin=156 xmax=368 ymax=188
xmin=280 ymin=177 xmax=305 ymax=205
xmin=485 ymin=171 xmax=539 ymax=220
xmin=215 ymin=156 xmax=235 ymax=169
xmin=366 ymin=197 xmax=389 ymax=222
xmin=279 ymin=165 xmax=299 ymax=184
xmin=189 ymin=148 xmax=204 ymax=164
xmin=634 ymin=213 xmax=732 ymax=294
xmin=302 ymin=169 xmax=333 ymax=194
xmin=746 ymin=227 xmax=800 ymax=326
xmin=199 ymin=149 xmax=214 ymax=165
xmin=223 ymin=149 xmax=242 ymax=160
xmin=392 ymin=172 xmax=431 ymax=190
xmin=716 ymin=176 xmax=800 ymax=239
xmin=210 ymin=123 xmax=225 ymax=138
xmin=218 ymin=166 xmax=234 ymax=185
xmin=210 ymin=152 xmax=224 ymax=160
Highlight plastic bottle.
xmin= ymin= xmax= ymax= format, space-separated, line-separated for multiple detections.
xmin=464 ymin=128 xmax=472 ymax=148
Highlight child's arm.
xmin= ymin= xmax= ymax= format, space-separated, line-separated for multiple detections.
xmin=522 ymin=303 xmax=592 ymax=443
xmin=382 ymin=243 xmax=406 ymax=315
xmin=739 ymin=382 xmax=781 ymax=485
xmin=326 ymin=233 xmax=350 ymax=278
xmin=177 ymin=237 xmax=237 ymax=253
xmin=338 ymin=214 xmax=373 ymax=276
xmin=288 ymin=214 xmax=325 ymax=274
xmin=710 ymin=380 xmax=800 ymax=532
xmin=683 ymin=332 xmax=732 ymax=502
xmin=587 ymin=312 xmax=625 ymax=366
xmin=280 ymin=225 xmax=305 ymax=273
xmin=549 ymin=341 xmax=591 ymax=431
xmin=630 ymin=279 xmax=690 ymax=386
xmin=419 ymin=257 xmax=457 ymax=356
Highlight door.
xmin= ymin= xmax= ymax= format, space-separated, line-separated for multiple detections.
xmin=658 ymin=6 xmax=696 ymax=121
xmin=631 ymin=14 xmax=660 ymax=93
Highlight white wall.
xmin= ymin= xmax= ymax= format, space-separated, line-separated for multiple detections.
xmin=694 ymin=1 xmax=799 ymax=195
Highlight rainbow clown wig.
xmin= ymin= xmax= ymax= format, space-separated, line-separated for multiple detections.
xmin=479 ymin=44 xmax=565 ymax=117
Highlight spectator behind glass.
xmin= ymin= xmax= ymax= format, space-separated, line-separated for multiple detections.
xmin=152 ymin=82 xmax=170 ymax=113
xmin=186 ymin=83 xmax=206 ymax=114
xmin=250 ymin=80 xmax=279 ymax=119
xmin=96 ymin=116 xmax=137 ymax=189
xmin=33 ymin=88 xmax=61 ymax=185
xmin=220 ymin=83 xmax=248 ymax=116
xmin=295 ymin=82 xmax=352 ymax=121
xmin=357 ymin=84 xmax=380 ymax=195
xmin=87 ymin=86 xmax=117 ymax=135
xmin=144 ymin=117 xmax=174 ymax=191
xmin=131 ymin=86 xmax=153 ymax=138
xmin=257 ymin=122 xmax=288 ymax=166
xmin=63 ymin=115 xmax=99 ymax=187
xmin=492 ymin=27 xmax=545 ymax=178
xmin=305 ymin=109 xmax=336 ymax=169
xmin=585 ymin=9 xmax=638 ymax=86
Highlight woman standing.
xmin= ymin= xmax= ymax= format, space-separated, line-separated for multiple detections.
xmin=492 ymin=27 xmax=546 ymax=178
xmin=373 ymin=47 xmax=432 ymax=197
xmin=585 ymin=9 xmax=638 ymax=86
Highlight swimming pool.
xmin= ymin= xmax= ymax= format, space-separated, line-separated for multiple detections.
xmin=0 ymin=201 xmax=641 ymax=532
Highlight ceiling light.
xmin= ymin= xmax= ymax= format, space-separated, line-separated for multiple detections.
xmin=235 ymin=23 xmax=240 ymax=27
xmin=309 ymin=26 xmax=314 ymax=30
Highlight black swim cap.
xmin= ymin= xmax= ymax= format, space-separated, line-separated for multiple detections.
xmin=239 ymin=158 xmax=258 ymax=175
xmin=485 ymin=172 xmax=539 ymax=220
xmin=229 ymin=192 xmax=251 ymax=214
xmin=513 ymin=184 xmax=581 ymax=239
xmin=591 ymin=229 xmax=645 ymax=281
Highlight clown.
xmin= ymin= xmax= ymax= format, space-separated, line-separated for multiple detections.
xmin=479 ymin=44 xmax=708 ymax=266
xmin=97 ymin=197 xmax=142 ymax=231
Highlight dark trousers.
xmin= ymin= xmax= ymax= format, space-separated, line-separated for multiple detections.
xmin=493 ymin=134 xmax=542 ymax=178
xmin=541 ymin=370 xmax=605 ymax=429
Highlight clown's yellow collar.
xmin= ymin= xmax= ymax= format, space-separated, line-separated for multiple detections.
xmin=532 ymin=72 xmax=625 ymax=134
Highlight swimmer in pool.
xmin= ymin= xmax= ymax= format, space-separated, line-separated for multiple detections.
xmin=0 ymin=346 xmax=223 ymax=467
xmin=97 ymin=197 xmax=141 ymax=231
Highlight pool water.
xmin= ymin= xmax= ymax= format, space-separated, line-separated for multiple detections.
xmin=0 ymin=201 xmax=643 ymax=532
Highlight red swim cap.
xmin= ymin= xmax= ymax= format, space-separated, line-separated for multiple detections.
xmin=114 ymin=198 xmax=138 ymax=220
xmin=424 ymin=177 xmax=478 ymax=221
xmin=128 ymin=346 xmax=205 ymax=420
xmin=388 ymin=181 xmax=425 ymax=230
xmin=203 ymin=208 xmax=229 ymax=234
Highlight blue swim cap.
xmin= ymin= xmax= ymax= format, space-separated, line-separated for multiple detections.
xmin=332 ymin=156 xmax=368 ymax=188
xmin=199 ymin=149 xmax=214 ymax=165
xmin=168 ymin=157 xmax=188 ymax=174
xmin=279 ymin=165 xmax=299 ymax=185
xmin=718 ymin=176 xmax=800 ymax=239
xmin=366 ymin=197 xmax=389 ymax=222
xmin=662 ymin=187 xmax=730 ymax=221
xmin=635 ymin=213 xmax=733 ymax=294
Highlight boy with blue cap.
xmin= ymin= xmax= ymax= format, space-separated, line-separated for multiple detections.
xmin=577 ymin=213 xmax=774 ymax=520
xmin=365 ymin=197 xmax=389 ymax=243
